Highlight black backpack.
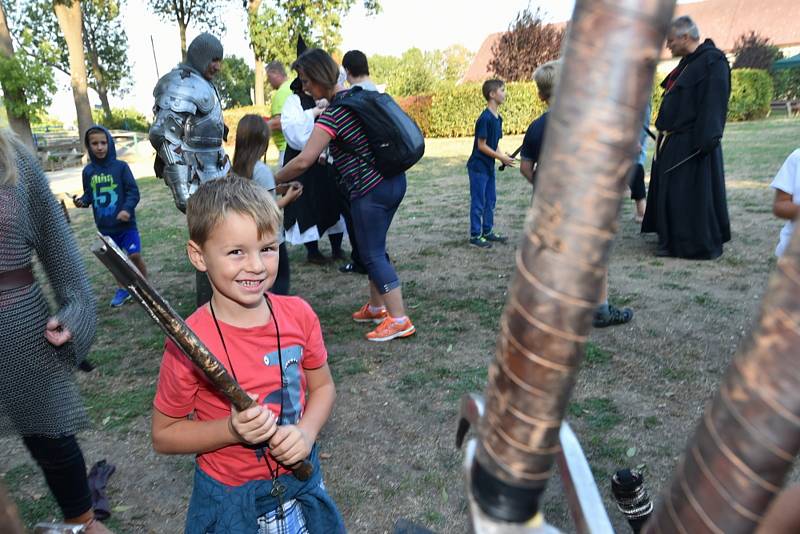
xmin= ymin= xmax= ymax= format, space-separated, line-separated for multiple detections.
xmin=333 ymin=86 xmax=425 ymax=178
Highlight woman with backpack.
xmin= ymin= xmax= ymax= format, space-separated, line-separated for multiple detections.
xmin=275 ymin=48 xmax=415 ymax=342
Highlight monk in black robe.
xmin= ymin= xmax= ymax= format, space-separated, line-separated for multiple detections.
xmin=642 ymin=16 xmax=731 ymax=259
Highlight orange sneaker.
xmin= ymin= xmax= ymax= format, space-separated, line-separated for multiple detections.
xmin=352 ymin=303 xmax=387 ymax=324
xmin=366 ymin=317 xmax=416 ymax=342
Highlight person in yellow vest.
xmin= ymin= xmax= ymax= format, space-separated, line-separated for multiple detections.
xmin=267 ymin=61 xmax=293 ymax=167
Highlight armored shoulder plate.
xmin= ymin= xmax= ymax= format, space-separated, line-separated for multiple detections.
xmin=153 ymin=67 xmax=216 ymax=115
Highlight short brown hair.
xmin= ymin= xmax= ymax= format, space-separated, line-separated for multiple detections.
xmin=291 ymin=48 xmax=339 ymax=90
xmin=482 ymin=79 xmax=504 ymax=101
xmin=533 ymin=60 xmax=562 ymax=102
xmin=265 ymin=61 xmax=286 ymax=76
xmin=186 ymin=176 xmax=281 ymax=245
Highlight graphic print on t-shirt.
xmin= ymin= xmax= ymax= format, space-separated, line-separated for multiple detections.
xmin=90 ymin=173 xmax=119 ymax=217
xmin=261 ymin=345 xmax=303 ymax=425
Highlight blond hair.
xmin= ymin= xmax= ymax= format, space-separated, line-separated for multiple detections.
xmin=186 ymin=176 xmax=282 ymax=245
xmin=533 ymin=60 xmax=562 ymax=102
xmin=0 ymin=129 xmax=18 ymax=187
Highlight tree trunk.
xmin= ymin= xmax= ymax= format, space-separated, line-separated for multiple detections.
xmin=87 ymin=49 xmax=111 ymax=120
xmin=0 ymin=3 xmax=35 ymax=150
xmin=97 ymin=85 xmax=111 ymax=120
xmin=53 ymin=0 xmax=93 ymax=143
xmin=179 ymin=19 xmax=187 ymax=61
xmin=248 ymin=0 xmax=264 ymax=107
xmin=254 ymin=57 xmax=265 ymax=107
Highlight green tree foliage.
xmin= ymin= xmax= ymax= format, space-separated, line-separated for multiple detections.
xmin=490 ymin=6 xmax=564 ymax=81
xmin=91 ymin=107 xmax=150 ymax=132
xmin=248 ymin=0 xmax=380 ymax=67
xmin=369 ymin=46 xmax=473 ymax=97
xmin=82 ymin=0 xmax=132 ymax=116
xmin=0 ymin=47 xmax=55 ymax=120
xmin=147 ymin=0 xmax=227 ymax=58
xmin=8 ymin=0 xmax=130 ymax=118
xmin=217 ymin=56 xmax=255 ymax=108
xmin=440 ymin=44 xmax=474 ymax=82
xmin=732 ymin=31 xmax=780 ymax=70
xmin=772 ymin=68 xmax=800 ymax=100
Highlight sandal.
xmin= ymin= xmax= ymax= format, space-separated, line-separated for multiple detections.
xmin=593 ymin=304 xmax=633 ymax=328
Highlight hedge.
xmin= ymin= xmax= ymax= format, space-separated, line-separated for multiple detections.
xmin=396 ymin=82 xmax=547 ymax=138
xmin=222 ymin=70 xmax=773 ymax=144
xmin=651 ymin=68 xmax=773 ymax=125
xmin=728 ymin=68 xmax=773 ymax=121
xmin=91 ymin=108 xmax=150 ymax=132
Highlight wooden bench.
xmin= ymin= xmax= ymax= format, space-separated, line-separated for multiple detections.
xmin=34 ymin=133 xmax=83 ymax=171
xmin=769 ymin=100 xmax=800 ymax=117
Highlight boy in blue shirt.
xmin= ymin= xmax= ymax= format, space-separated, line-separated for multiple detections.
xmin=520 ymin=60 xmax=632 ymax=328
xmin=466 ymin=79 xmax=516 ymax=248
xmin=74 ymin=125 xmax=148 ymax=306
xmin=520 ymin=61 xmax=559 ymax=189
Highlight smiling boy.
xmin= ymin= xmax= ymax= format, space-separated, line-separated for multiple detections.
xmin=151 ymin=177 xmax=343 ymax=533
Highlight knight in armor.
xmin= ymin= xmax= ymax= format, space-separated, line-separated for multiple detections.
xmin=149 ymin=33 xmax=230 ymax=214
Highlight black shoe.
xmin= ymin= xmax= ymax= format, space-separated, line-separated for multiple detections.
xmin=593 ymin=305 xmax=633 ymax=328
xmin=339 ymin=262 xmax=368 ymax=274
xmin=483 ymin=231 xmax=508 ymax=244
xmin=655 ymin=246 xmax=672 ymax=257
xmin=469 ymin=236 xmax=492 ymax=248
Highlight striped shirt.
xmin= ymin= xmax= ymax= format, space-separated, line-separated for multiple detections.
xmin=316 ymin=96 xmax=384 ymax=198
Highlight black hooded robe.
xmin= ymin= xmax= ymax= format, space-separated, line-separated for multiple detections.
xmin=282 ymin=81 xmax=345 ymax=238
xmin=641 ymin=39 xmax=731 ymax=260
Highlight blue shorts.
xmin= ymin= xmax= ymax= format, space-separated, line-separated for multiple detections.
xmin=107 ymin=228 xmax=141 ymax=256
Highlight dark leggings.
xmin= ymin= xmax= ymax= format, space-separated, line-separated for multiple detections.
xmin=303 ymin=233 xmax=344 ymax=258
xmin=272 ymin=242 xmax=291 ymax=295
xmin=22 ymin=435 xmax=92 ymax=519
xmin=629 ymin=163 xmax=646 ymax=201
xmin=350 ymin=175 xmax=406 ymax=294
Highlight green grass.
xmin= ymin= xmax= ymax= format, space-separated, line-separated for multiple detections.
xmin=83 ymin=384 xmax=156 ymax=430
xmin=584 ymin=342 xmax=612 ymax=366
xmin=10 ymin=119 xmax=797 ymax=533
xmin=569 ymin=398 xmax=623 ymax=432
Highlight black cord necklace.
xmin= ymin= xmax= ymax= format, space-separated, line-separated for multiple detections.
xmin=209 ymin=293 xmax=289 ymax=518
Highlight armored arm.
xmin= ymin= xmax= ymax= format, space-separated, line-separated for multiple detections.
xmin=150 ymin=106 xmax=191 ymax=213
xmin=149 ymin=69 xmax=210 ymax=213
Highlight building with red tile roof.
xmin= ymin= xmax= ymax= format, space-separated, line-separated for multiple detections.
xmin=463 ymin=0 xmax=800 ymax=82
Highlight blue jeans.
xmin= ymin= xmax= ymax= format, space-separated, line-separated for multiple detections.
xmin=468 ymin=168 xmax=496 ymax=237
xmin=350 ymin=175 xmax=406 ymax=294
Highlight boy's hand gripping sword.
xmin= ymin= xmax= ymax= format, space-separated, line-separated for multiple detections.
xmin=92 ymin=233 xmax=313 ymax=481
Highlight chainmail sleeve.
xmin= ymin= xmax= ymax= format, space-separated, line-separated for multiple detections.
xmin=22 ymin=143 xmax=97 ymax=365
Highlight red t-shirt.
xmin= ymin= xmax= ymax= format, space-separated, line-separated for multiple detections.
xmin=153 ymin=294 xmax=327 ymax=486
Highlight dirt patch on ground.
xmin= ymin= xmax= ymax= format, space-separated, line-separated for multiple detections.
xmin=3 ymin=119 xmax=799 ymax=533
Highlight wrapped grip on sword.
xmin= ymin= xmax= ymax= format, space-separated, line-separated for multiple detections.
xmin=91 ymin=233 xmax=313 ymax=481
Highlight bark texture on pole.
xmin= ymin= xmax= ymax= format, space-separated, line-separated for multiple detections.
xmin=254 ymin=57 xmax=265 ymax=107
xmin=0 ymin=3 xmax=35 ymax=150
xmin=249 ymin=0 xmax=265 ymax=107
xmin=644 ymin=213 xmax=800 ymax=532
xmin=471 ymin=0 xmax=676 ymax=522
xmin=54 ymin=0 xmax=94 ymax=142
